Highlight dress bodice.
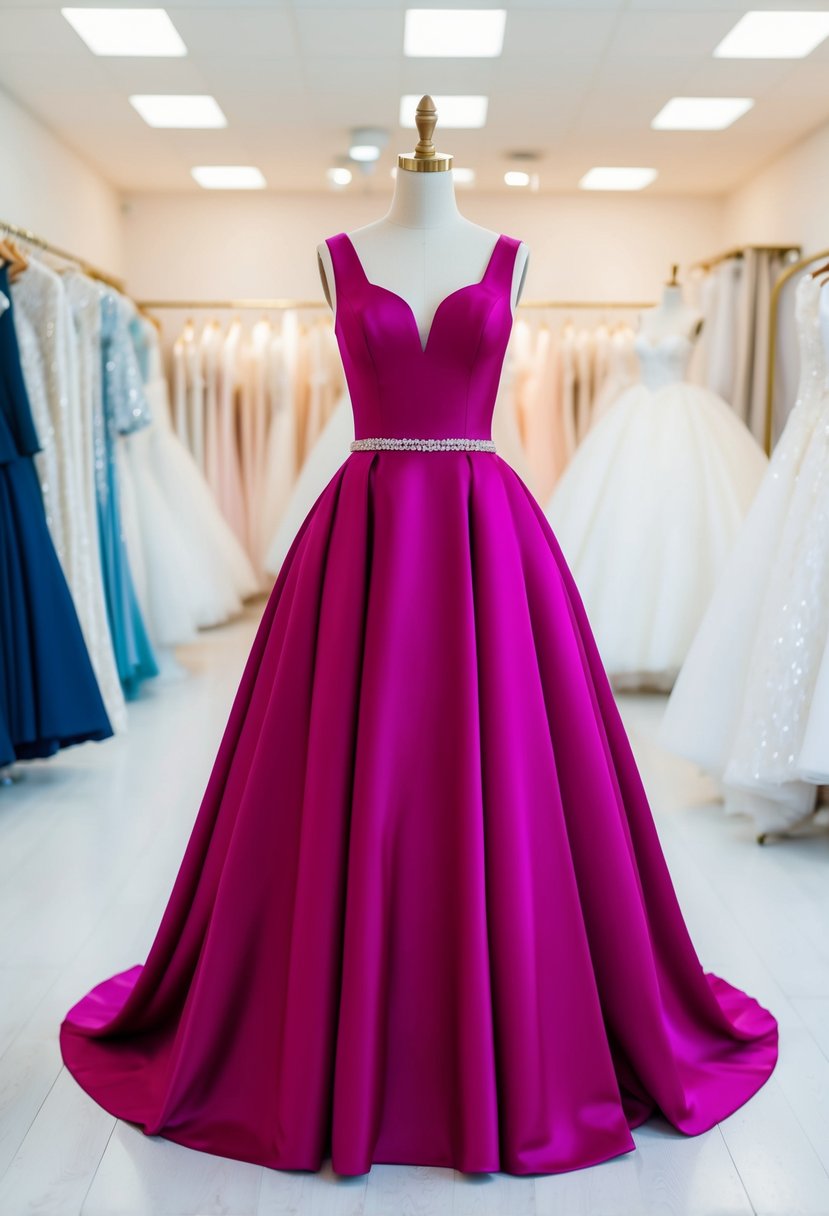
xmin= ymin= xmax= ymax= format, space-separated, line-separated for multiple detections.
xmin=634 ymin=331 xmax=695 ymax=391
xmin=795 ymin=274 xmax=826 ymax=404
xmin=325 ymin=231 xmax=521 ymax=440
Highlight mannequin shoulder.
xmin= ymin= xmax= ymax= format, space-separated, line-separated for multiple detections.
xmin=316 ymin=240 xmax=335 ymax=312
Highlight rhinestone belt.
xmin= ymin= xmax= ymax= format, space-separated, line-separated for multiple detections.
xmin=350 ymin=437 xmax=496 ymax=452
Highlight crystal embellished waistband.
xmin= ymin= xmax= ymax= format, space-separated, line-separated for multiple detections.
xmin=350 ymin=437 xmax=496 ymax=453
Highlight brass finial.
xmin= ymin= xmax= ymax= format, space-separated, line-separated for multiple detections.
xmin=398 ymin=94 xmax=453 ymax=173
xmin=667 ymin=263 xmax=680 ymax=286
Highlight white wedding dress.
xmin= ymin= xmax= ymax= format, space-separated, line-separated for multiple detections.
xmin=661 ymin=274 xmax=829 ymax=832
xmin=546 ymin=325 xmax=768 ymax=688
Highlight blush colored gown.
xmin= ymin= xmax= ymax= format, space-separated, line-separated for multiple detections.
xmin=60 ymin=231 xmax=777 ymax=1176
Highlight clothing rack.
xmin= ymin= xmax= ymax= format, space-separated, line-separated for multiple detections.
xmin=691 ymin=243 xmax=801 ymax=272
xmin=0 ymin=217 xmax=125 ymax=291
xmin=137 ymin=297 xmax=656 ymax=313
xmin=765 ymin=247 xmax=829 ymax=455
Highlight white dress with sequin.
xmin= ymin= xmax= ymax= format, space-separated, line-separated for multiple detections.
xmin=661 ymin=274 xmax=829 ymax=830
xmin=545 ymin=327 xmax=767 ymax=688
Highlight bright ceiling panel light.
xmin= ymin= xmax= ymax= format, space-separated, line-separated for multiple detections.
xmin=504 ymin=170 xmax=530 ymax=187
xmin=400 ymin=94 xmax=488 ymax=128
xmin=714 ymin=11 xmax=829 ymax=59
xmin=191 ymin=165 xmax=266 ymax=190
xmin=327 ymin=167 xmax=352 ymax=187
xmin=404 ymin=9 xmax=506 ymax=57
xmin=452 ymin=167 xmax=475 ymax=185
xmin=651 ymin=96 xmax=754 ymax=130
xmin=349 ymin=144 xmax=381 ymax=162
xmin=130 ymin=95 xmax=226 ymax=128
xmin=62 ymin=8 xmax=187 ymax=56
xmin=579 ymin=166 xmax=657 ymax=191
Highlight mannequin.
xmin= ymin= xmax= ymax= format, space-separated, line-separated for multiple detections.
xmin=316 ymin=96 xmax=530 ymax=348
xmin=638 ymin=265 xmax=703 ymax=342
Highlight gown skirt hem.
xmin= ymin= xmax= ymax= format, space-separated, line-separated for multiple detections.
xmin=60 ymin=450 xmax=778 ymax=1179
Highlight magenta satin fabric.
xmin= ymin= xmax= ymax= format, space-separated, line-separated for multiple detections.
xmin=60 ymin=232 xmax=777 ymax=1176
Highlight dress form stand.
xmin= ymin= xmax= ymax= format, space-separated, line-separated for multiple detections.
xmin=639 ymin=266 xmax=703 ymax=343
xmin=317 ymin=95 xmax=529 ymax=349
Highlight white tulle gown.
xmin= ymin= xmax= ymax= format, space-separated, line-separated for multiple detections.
xmin=546 ymin=326 xmax=768 ymax=689
xmin=661 ymin=274 xmax=829 ymax=832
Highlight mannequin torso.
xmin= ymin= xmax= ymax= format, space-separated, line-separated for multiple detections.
xmin=639 ymin=284 xmax=702 ymax=343
xmin=317 ymin=169 xmax=529 ymax=349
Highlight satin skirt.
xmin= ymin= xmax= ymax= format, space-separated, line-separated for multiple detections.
xmin=60 ymin=451 xmax=777 ymax=1176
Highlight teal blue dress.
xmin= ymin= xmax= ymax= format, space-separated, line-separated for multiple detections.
xmin=96 ymin=289 xmax=158 ymax=699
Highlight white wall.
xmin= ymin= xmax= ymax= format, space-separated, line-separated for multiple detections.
xmin=122 ymin=189 xmax=724 ymax=305
xmin=0 ymin=86 xmax=123 ymax=275
xmin=723 ymin=117 xmax=829 ymax=258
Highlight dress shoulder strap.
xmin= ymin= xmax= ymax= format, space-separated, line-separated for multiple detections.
xmin=486 ymin=234 xmax=523 ymax=296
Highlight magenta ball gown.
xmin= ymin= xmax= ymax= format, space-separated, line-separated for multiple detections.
xmin=60 ymin=231 xmax=777 ymax=1176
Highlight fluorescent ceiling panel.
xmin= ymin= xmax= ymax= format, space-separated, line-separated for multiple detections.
xmin=714 ymin=10 xmax=829 ymax=59
xmin=579 ymin=167 xmax=658 ymax=191
xmin=651 ymin=97 xmax=754 ymax=130
xmin=400 ymin=94 xmax=488 ymax=128
xmin=404 ymin=9 xmax=506 ymax=57
xmin=504 ymin=171 xmax=529 ymax=187
xmin=452 ymin=167 xmax=475 ymax=184
xmin=62 ymin=8 xmax=186 ymax=56
xmin=191 ymin=166 xmax=266 ymax=190
xmin=130 ymin=95 xmax=226 ymax=128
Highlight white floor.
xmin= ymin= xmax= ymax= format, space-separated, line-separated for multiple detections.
xmin=2 ymin=609 xmax=829 ymax=1216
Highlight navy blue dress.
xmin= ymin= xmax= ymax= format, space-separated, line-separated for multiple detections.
xmin=0 ymin=263 xmax=112 ymax=766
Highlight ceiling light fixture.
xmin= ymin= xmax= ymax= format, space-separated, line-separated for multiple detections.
xmin=404 ymin=9 xmax=506 ymax=57
xmin=714 ymin=10 xmax=829 ymax=59
xmin=62 ymin=7 xmax=187 ymax=56
xmin=452 ymin=167 xmax=476 ymax=185
xmin=349 ymin=144 xmax=381 ymax=162
xmin=327 ymin=167 xmax=353 ymax=187
xmin=579 ymin=166 xmax=658 ymax=191
xmin=130 ymin=95 xmax=226 ymax=128
xmin=400 ymin=94 xmax=488 ymax=128
xmin=504 ymin=170 xmax=530 ymax=187
xmin=651 ymin=96 xmax=754 ymax=130
xmin=191 ymin=165 xmax=266 ymax=190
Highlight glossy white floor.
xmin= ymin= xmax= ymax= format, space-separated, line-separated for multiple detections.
xmin=1 ymin=607 xmax=829 ymax=1216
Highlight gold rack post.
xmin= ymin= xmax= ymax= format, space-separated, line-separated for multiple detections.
xmin=137 ymin=296 xmax=656 ymax=312
xmin=765 ymin=247 xmax=829 ymax=455
xmin=691 ymin=242 xmax=801 ymax=272
xmin=0 ymin=217 xmax=125 ymax=291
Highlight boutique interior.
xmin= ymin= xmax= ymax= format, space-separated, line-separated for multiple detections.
xmin=2 ymin=2 xmax=829 ymax=1213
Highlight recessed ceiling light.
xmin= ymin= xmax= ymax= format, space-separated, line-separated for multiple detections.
xmin=62 ymin=7 xmax=186 ymax=56
xmin=404 ymin=9 xmax=506 ymax=57
xmin=191 ymin=165 xmax=266 ymax=190
xmin=504 ymin=170 xmax=530 ymax=187
xmin=452 ymin=167 xmax=475 ymax=185
xmin=327 ymin=167 xmax=352 ymax=187
xmin=579 ymin=166 xmax=658 ymax=191
xmin=349 ymin=144 xmax=381 ymax=162
xmin=651 ymin=97 xmax=753 ymax=130
xmin=714 ymin=10 xmax=829 ymax=59
xmin=130 ymin=95 xmax=226 ymax=128
xmin=400 ymin=94 xmax=488 ymax=128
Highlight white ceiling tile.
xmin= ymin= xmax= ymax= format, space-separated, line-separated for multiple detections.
xmin=172 ymin=8 xmax=299 ymax=58
xmin=504 ymin=10 xmax=619 ymax=59
xmin=294 ymin=7 xmax=403 ymax=56
xmin=606 ymin=10 xmax=739 ymax=59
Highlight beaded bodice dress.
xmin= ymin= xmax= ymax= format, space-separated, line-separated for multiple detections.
xmin=60 ymin=230 xmax=777 ymax=1181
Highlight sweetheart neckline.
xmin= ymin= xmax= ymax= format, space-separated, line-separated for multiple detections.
xmin=339 ymin=231 xmax=506 ymax=355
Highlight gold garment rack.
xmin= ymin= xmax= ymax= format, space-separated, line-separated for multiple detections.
xmin=765 ymin=247 xmax=829 ymax=455
xmin=137 ymin=297 xmax=655 ymax=312
xmin=0 ymin=217 xmax=124 ymax=291
xmin=691 ymin=243 xmax=801 ymax=272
